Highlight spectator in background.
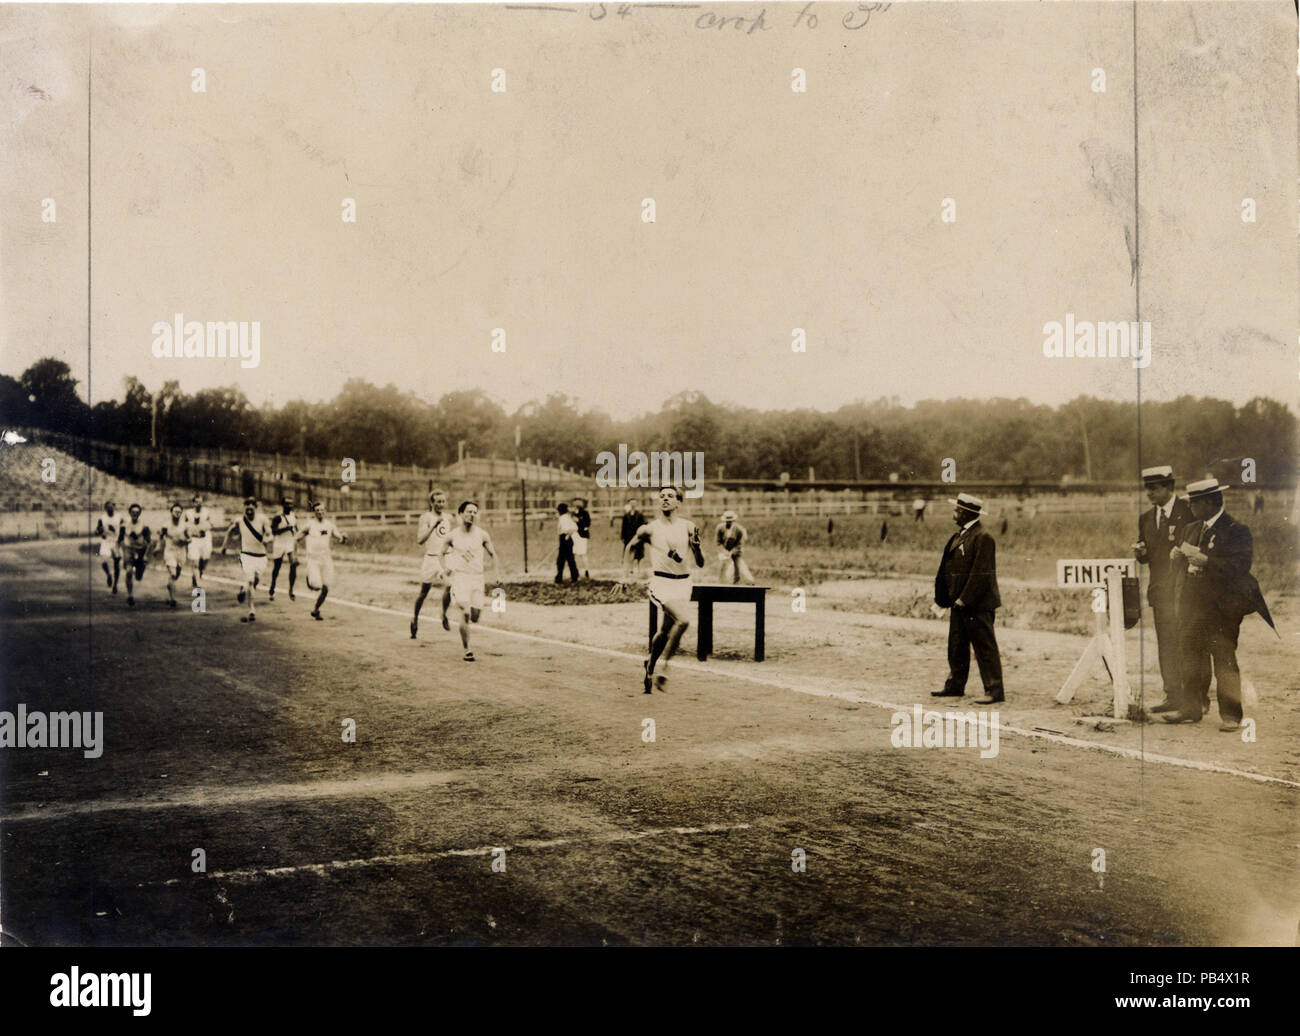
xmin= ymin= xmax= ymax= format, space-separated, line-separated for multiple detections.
xmin=932 ymin=493 xmax=1005 ymax=705
xmin=1163 ymin=478 xmax=1275 ymax=731
xmin=1253 ymin=489 xmax=1264 ymax=514
xmin=620 ymin=499 xmax=646 ymax=573
xmin=571 ymin=497 xmax=592 ymax=580
xmin=1131 ymin=465 xmax=1192 ymax=714
xmin=556 ymin=503 xmax=579 ymax=584
xmin=620 ymin=499 xmax=645 ymax=544
xmin=716 ymin=511 xmax=753 ymax=584
xmin=913 ymin=497 xmax=926 ymax=522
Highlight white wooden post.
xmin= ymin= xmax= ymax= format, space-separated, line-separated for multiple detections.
xmin=1106 ymin=569 xmax=1130 ymax=718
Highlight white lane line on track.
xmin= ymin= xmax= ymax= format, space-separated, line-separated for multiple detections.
xmin=138 ymin=822 xmax=753 ymax=886
xmin=198 ymin=577 xmax=1300 ymax=792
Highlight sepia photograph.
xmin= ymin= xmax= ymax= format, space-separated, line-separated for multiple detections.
xmin=0 ymin=0 xmax=1296 ymax=1005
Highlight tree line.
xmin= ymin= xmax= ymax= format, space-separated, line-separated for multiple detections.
xmin=2 ymin=358 xmax=1295 ymax=485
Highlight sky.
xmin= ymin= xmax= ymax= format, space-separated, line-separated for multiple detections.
xmin=1 ymin=1 xmax=1296 ymax=419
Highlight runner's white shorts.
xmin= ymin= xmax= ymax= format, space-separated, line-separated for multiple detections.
xmin=573 ymin=536 xmax=589 ymax=557
xmin=98 ymin=541 xmax=121 ymax=560
xmin=163 ymin=545 xmax=186 ymax=577
xmin=239 ymin=552 xmax=268 ymax=583
xmin=187 ymin=537 xmax=213 ymax=562
xmin=305 ymin=555 xmax=335 ymax=590
xmin=450 ymin=571 xmax=485 ymax=612
xmin=419 ymin=554 xmax=447 ymax=586
xmin=648 ymin=572 xmax=692 ymax=612
xmin=270 ymin=535 xmax=296 ymax=561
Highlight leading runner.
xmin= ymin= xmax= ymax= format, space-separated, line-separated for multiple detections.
xmin=618 ymin=486 xmax=705 ymax=693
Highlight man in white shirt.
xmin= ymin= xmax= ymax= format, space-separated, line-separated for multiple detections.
xmin=297 ymin=500 xmax=348 ymax=621
xmin=94 ymin=500 xmax=122 ymax=594
xmin=619 ymin=486 xmax=704 ymax=693
xmin=155 ymin=501 xmax=189 ymax=609
xmin=412 ymin=488 xmax=454 ymax=639
xmin=716 ymin=511 xmax=753 ymax=584
xmin=185 ymin=493 xmax=214 ymax=588
xmin=221 ymin=497 xmax=273 ymax=622
xmin=439 ymin=500 xmax=498 ymax=662
xmin=268 ymin=497 xmax=300 ymax=602
xmin=120 ymin=503 xmax=151 ymax=608
xmin=555 ymin=503 xmax=579 ymax=584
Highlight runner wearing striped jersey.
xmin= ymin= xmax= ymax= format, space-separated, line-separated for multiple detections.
xmin=221 ymin=497 xmax=273 ymax=622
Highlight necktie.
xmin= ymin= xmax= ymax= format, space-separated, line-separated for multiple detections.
xmin=1155 ymin=507 xmax=1162 ymax=531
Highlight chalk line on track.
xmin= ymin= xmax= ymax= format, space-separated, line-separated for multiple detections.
xmin=137 ymin=822 xmax=754 ymax=886
xmin=203 ymin=576 xmax=1300 ymax=791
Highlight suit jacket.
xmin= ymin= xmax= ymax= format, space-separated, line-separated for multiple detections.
xmin=1136 ymin=496 xmax=1193 ymax=608
xmin=1172 ymin=511 xmax=1268 ymax=622
xmin=935 ymin=521 xmax=1001 ymax=611
xmin=620 ymin=510 xmax=645 ymax=544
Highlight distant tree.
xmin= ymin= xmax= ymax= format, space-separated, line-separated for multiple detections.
xmin=0 ymin=373 xmax=31 ymax=427
xmin=20 ymin=358 xmax=87 ymax=433
xmin=433 ymin=390 xmax=507 ymax=467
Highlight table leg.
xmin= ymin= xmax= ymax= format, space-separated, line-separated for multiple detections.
xmin=754 ymin=596 xmax=765 ymax=662
xmin=697 ymin=599 xmax=712 ymax=661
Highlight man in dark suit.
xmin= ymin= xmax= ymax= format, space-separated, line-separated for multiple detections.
xmin=1132 ymin=465 xmax=1193 ymax=713
xmin=1162 ymin=478 xmax=1272 ymax=731
xmin=932 ymin=493 xmax=1005 ymax=705
xmin=619 ymin=499 xmax=645 ymax=548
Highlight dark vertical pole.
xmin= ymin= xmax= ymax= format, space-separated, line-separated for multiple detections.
xmin=520 ymin=477 xmax=528 ymax=573
xmin=1131 ymin=0 xmax=1147 ymax=771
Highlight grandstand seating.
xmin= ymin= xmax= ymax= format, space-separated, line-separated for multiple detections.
xmin=0 ymin=443 xmax=175 ymax=513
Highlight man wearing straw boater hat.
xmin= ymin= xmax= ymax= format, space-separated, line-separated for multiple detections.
xmin=1132 ymin=465 xmax=1193 ymax=713
xmin=932 ymin=492 xmax=1005 ymax=705
xmin=1161 ymin=477 xmax=1276 ymax=731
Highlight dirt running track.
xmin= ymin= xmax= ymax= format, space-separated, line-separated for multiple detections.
xmin=1 ymin=541 xmax=1296 ymax=946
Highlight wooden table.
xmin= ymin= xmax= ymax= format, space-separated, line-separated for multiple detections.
xmin=648 ymin=584 xmax=770 ymax=662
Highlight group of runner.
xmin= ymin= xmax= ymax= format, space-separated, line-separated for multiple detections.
xmin=94 ymin=493 xmax=346 ymax=621
xmin=95 ymin=483 xmax=726 ymax=689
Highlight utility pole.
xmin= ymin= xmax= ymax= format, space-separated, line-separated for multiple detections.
xmin=515 ymin=425 xmax=527 ymax=573
xmin=1078 ymin=407 xmax=1093 ymax=482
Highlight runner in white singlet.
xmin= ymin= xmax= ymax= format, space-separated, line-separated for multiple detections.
xmin=439 ymin=500 xmax=497 ymax=662
xmin=411 ymin=488 xmax=454 ymax=639
xmin=155 ymin=502 xmax=189 ymax=608
xmin=221 ymin=497 xmax=273 ymax=622
xmin=95 ymin=500 xmax=123 ymax=594
xmin=619 ymin=485 xmax=704 ymax=693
